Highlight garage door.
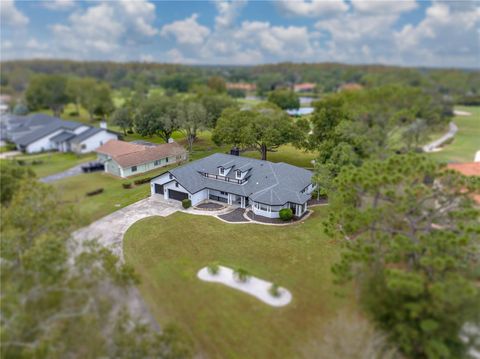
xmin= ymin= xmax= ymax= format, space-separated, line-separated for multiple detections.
xmin=168 ymin=189 xmax=189 ymax=201
xmin=154 ymin=184 xmax=164 ymax=194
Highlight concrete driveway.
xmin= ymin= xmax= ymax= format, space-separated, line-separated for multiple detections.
xmin=73 ymin=196 xmax=180 ymax=260
xmin=40 ymin=163 xmax=88 ymax=183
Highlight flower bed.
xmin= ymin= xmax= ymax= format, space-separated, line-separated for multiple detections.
xmin=197 ymin=265 xmax=292 ymax=307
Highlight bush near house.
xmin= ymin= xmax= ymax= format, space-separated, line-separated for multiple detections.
xmin=269 ymin=283 xmax=281 ymax=297
xmin=122 ymin=182 xmax=132 ymax=189
xmin=279 ymin=208 xmax=293 ymax=221
xmin=233 ymin=268 xmax=250 ymax=283
xmin=182 ymin=199 xmax=192 ymax=209
xmin=133 ymin=177 xmax=153 ymax=185
xmin=207 ymin=262 xmax=220 ymax=275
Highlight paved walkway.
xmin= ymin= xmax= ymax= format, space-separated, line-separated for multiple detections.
xmin=423 ymin=122 xmax=458 ymax=153
xmin=40 ymin=162 xmax=92 ymax=183
xmin=0 ymin=150 xmax=21 ymax=159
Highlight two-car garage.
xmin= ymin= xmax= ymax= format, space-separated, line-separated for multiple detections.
xmin=167 ymin=189 xmax=189 ymax=201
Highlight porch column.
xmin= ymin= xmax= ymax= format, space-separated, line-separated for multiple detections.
xmin=228 ymin=194 xmax=232 ymax=205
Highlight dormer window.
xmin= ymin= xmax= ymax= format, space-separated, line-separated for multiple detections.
xmin=219 ymin=167 xmax=225 ymax=175
xmin=235 ymin=170 xmax=242 ymax=179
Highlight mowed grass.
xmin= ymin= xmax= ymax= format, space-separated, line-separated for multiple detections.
xmin=53 ymin=165 xmax=176 ymax=225
xmin=124 ymin=209 xmax=355 ymax=359
xmin=429 ymin=106 xmax=480 ymax=163
xmin=13 ymin=152 xmax=96 ymax=178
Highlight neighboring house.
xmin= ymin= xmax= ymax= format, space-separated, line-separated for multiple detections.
xmin=338 ymin=83 xmax=364 ymax=92
xmin=96 ymin=139 xmax=188 ymax=178
xmin=2 ymin=114 xmax=118 ymax=154
xmin=150 ymin=153 xmax=315 ymax=218
xmin=293 ymin=83 xmax=316 ymax=93
xmin=447 ymin=162 xmax=480 ymax=204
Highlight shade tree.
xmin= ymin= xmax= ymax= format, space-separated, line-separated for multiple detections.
xmin=25 ymin=74 xmax=71 ymax=116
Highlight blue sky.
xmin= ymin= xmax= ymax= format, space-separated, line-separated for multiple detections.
xmin=1 ymin=0 xmax=478 ymax=68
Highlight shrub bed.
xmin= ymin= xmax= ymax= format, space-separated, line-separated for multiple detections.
xmin=86 ymin=188 xmax=104 ymax=196
xmin=122 ymin=182 xmax=132 ymax=189
xmin=133 ymin=177 xmax=152 ymax=185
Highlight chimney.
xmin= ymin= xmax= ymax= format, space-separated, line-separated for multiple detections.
xmin=100 ymin=121 xmax=107 ymax=129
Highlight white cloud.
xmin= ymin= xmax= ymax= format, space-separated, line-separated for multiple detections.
xmin=277 ymin=0 xmax=348 ymax=17
xmin=50 ymin=0 xmax=157 ymax=56
xmin=26 ymin=38 xmax=48 ymax=51
xmin=394 ymin=2 xmax=480 ymax=67
xmin=139 ymin=54 xmax=154 ymax=62
xmin=42 ymin=0 xmax=76 ymax=11
xmin=214 ymin=0 xmax=247 ymax=29
xmin=351 ymin=0 xmax=417 ymax=14
xmin=160 ymin=14 xmax=210 ymax=45
xmin=1 ymin=0 xmax=29 ymax=27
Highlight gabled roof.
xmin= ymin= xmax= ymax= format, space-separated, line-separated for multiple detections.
xmin=50 ymin=131 xmax=76 ymax=143
xmin=168 ymin=153 xmax=312 ymax=205
xmin=15 ymin=119 xmax=85 ymax=146
xmin=96 ymin=140 xmax=187 ymax=168
xmin=70 ymin=127 xmax=105 ymax=144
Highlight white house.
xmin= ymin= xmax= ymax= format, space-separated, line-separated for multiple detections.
xmin=6 ymin=114 xmax=118 ymax=154
xmin=150 ymin=153 xmax=315 ymax=218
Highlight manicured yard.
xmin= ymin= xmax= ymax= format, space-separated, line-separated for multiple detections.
xmin=124 ymin=209 xmax=355 ymax=359
xmin=429 ymin=106 xmax=480 ymax=163
xmin=52 ymin=165 xmax=176 ymax=225
xmin=13 ymin=152 xmax=96 ymax=178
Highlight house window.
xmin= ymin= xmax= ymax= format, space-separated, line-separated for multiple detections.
xmin=154 ymin=160 xmax=161 ymax=166
xmin=235 ymin=170 xmax=241 ymax=179
xmin=219 ymin=167 xmax=224 ymax=175
xmin=169 ymin=174 xmax=173 ymax=179
xmin=131 ymin=166 xmax=137 ymax=172
xmin=81 ymin=144 xmax=86 ymax=150
xmin=166 ymin=157 xmax=169 ymax=163
xmin=175 ymin=182 xmax=179 ymax=188
xmin=220 ymin=191 xmax=228 ymax=196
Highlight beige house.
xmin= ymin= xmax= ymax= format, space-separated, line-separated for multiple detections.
xmin=96 ymin=140 xmax=188 ymax=178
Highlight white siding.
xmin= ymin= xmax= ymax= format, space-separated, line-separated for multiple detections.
xmin=150 ymin=173 xmax=171 ymax=196
xmin=25 ymin=129 xmax=64 ymax=153
xmin=72 ymin=131 xmax=118 ymax=154
xmin=73 ymin=125 xmax=90 ymax=135
xmin=163 ymin=181 xmax=190 ymax=201
xmin=190 ymin=189 xmax=208 ymax=206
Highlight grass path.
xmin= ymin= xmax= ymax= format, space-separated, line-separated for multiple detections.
xmin=124 ymin=209 xmax=355 ymax=359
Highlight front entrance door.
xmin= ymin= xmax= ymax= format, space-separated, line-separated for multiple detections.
xmin=154 ymin=184 xmax=164 ymax=194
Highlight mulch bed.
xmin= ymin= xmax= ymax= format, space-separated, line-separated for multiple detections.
xmin=218 ymin=208 xmax=249 ymax=223
xmin=195 ymin=202 xmax=226 ymax=211
xmin=245 ymin=210 xmax=310 ymax=224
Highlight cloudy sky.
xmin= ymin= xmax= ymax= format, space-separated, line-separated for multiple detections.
xmin=1 ymin=0 xmax=479 ymax=68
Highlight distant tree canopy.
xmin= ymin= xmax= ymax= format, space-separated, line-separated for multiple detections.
xmin=25 ymin=74 xmax=70 ymax=116
xmin=213 ymin=103 xmax=307 ymax=160
xmin=267 ymin=89 xmax=300 ymax=110
xmin=207 ymin=76 xmax=227 ymax=93
xmin=327 ymin=154 xmax=480 ymax=359
xmin=306 ymin=85 xmax=453 ymax=195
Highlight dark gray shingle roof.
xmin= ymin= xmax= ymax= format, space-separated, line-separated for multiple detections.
xmin=50 ymin=131 xmax=76 ymax=143
xmin=69 ymin=127 xmax=103 ymax=144
xmin=169 ymin=153 xmax=312 ymax=205
xmin=15 ymin=119 xmax=85 ymax=146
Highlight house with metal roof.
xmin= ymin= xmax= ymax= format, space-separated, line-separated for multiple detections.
xmin=2 ymin=114 xmax=118 ymax=154
xmin=150 ymin=153 xmax=315 ymax=218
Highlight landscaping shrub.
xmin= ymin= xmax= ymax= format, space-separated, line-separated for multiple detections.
xmin=269 ymin=283 xmax=281 ymax=297
xmin=279 ymin=208 xmax=293 ymax=221
xmin=31 ymin=160 xmax=44 ymax=165
xmin=69 ymin=111 xmax=79 ymax=116
xmin=122 ymin=182 xmax=132 ymax=189
xmin=182 ymin=199 xmax=191 ymax=209
xmin=127 ymin=130 xmax=134 ymax=134
xmin=207 ymin=262 xmax=220 ymax=275
xmin=133 ymin=177 xmax=152 ymax=185
xmin=16 ymin=160 xmax=26 ymax=166
xmin=86 ymin=188 xmax=104 ymax=196
xmin=233 ymin=268 xmax=250 ymax=283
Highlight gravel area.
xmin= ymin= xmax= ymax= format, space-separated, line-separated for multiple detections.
xmin=195 ymin=202 xmax=226 ymax=210
xmin=246 ymin=210 xmax=310 ymax=224
xmin=218 ymin=208 xmax=249 ymax=223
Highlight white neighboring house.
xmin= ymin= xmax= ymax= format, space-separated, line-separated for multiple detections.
xmin=5 ymin=114 xmax=118 ymax=154
xmin=150 ymin=153 xmax=315 ymax=218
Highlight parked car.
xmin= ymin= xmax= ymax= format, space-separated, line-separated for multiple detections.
xmin=81 ymin=162 xmax=105 ymax=173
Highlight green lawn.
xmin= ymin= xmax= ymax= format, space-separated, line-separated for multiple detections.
xmin=53 ymin=165 xmax=175 ymax=225
xmin=13 ymin=152 xmax=96 ymax=178
xmin=429 ymin=106 xmax=480 ymax=163
xmin=124 ymin=209 xmax=355 ymax=359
